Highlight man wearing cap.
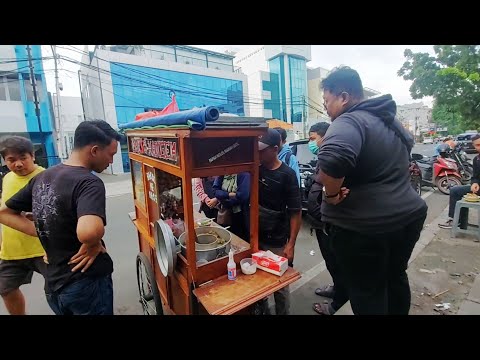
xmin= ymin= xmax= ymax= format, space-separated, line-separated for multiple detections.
xmin=257 ymin=128 xmax=302 ymax=315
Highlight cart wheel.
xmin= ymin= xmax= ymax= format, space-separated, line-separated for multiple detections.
xmin=136 ymin=253 xmax=163 ymax=315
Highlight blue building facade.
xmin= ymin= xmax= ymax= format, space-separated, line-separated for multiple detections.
xmin=263 ymin=55 xmax=308 ymax=123
xmin=0 ymin=45 xmax=58 ymax=167
xmin=108 ymin=63 xmax=245 ymax=172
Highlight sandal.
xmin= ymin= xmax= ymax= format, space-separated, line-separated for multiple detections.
xmin=314 ymin=284 xmax=335 ymax=298
xmin=313 ymin=302 xmax=335 ymax=315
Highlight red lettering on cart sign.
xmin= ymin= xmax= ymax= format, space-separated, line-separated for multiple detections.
xmin=129 ymin=137 xmax=179 ymax=165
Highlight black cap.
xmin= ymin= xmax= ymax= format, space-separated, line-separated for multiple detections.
xmin=259 ymin=128 xmax=281 ymax=150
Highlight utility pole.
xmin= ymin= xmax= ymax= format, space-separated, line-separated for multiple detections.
xmin=51 ymin=45 xmax=65 ymax=161
xmin=96 ymin=55 xmax=107 ymax=121
xmin=26 ymin=46 xmax=44 ymax=162
xmin=78 ymin=70 xmax=87 ymax=121
xmin=302 ymin=95 xmax=308 ymax=138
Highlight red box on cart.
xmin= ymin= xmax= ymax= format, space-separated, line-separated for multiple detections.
xmin=252 ymin=250 xmax=288 ymax=276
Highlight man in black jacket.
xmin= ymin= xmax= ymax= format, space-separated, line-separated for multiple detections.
xmin=317 ymin=66 xmax=427 ymax=315
xmin=439 ymin=134 xmax=480 ymax=229
xmin=307 ymin=122 xmax=349 ymax=315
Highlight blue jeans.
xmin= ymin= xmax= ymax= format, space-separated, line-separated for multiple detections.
xmin=449 ymin=185 xmax=471 ymax=227
xmin=46 ymin=275 xmax=113 ymax=315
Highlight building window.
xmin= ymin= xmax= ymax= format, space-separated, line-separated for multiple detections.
xmin=0 ymin=82 xmax=6 ymax=101
xmin=23 ymin=74 xmax=43 ymax=102
xmin=0 ymin=75 xmax=22 ymax=101
xmin=7 ymin=76 xmax=21 ymax=101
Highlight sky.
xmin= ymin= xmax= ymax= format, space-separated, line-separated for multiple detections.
xmin=41 ymin=45 xmax=435 ymax=107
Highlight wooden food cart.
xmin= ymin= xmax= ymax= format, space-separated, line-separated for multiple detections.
xmin=125 ymin=118 xmax=301 ymax=315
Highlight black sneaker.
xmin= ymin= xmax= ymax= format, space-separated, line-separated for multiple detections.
xmin=438 ymin=219 xmax=453 ymax=229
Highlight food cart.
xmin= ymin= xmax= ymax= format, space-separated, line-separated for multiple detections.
xmin=123 ymin=112 xmax=301 ymax=315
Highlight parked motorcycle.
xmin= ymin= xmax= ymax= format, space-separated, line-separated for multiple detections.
xmin=299 ymin=163 xmax=315 ymax=211
xmin=411 ymin=153 xmax=462 ymax=195
xmin=448 ymin=145 xmax=474 ymax=183
xmin=409 ymin=159 xmax=422 ymax=196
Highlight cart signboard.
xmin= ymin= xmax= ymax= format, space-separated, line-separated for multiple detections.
xmin=129 ymin=136 xmax=179 ymax=166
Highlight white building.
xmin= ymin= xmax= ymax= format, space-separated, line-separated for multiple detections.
xmin=53 ymin=95 xmax=84 ymax=158
xmin=397 ymin=102 xmax=433 ymax=136
xmin=0 ymin=45 xmax=59 ymax=167
xmin=80 ymin=45 xmax=248 ymax=173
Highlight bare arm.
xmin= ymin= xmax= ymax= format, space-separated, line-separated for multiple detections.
xmin=287 ymin=210 xmax=302 ymax=247
xmin=193 ymin=178 xmax=210 ymax=203
xmin=69 ymin=215 xmax=106 ymax=273
xmin=319 ymin=170 xmax=344 ymax=197
xmin=0 ymin=205 xmax=37 ymax=237
xmin=77 ymin=215 xmax=105 ymax=246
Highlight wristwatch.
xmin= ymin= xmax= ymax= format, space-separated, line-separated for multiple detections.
xmin=323 ymin=186 xmax=340 ymax=198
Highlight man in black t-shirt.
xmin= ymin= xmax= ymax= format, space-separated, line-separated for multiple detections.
xmin=257 ymin=128 xmax=302 ymax=315
xmin=0 ymin=120 xmax=122 ymax=315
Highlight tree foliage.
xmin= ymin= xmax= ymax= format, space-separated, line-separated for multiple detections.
xmin=431 ymin=103 xmax=465 ymax=135
xmin=398 ymin=45 xmax=480 ymax=129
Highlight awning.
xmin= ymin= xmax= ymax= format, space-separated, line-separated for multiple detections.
xmin=266 ymin=119 xmax=293 ymax=130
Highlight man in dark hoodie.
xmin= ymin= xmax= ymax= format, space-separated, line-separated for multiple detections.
xmin=317 ymin=66 xmax=427 ymax=315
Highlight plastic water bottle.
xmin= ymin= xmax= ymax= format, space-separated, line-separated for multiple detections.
xmin=227 ymin=249 xmax=236 ymax=280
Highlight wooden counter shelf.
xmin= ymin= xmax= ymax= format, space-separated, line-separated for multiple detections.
xmin=193 ymin=267 xmax=300 ymax=315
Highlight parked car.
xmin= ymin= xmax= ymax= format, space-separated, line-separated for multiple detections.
xmin=289 ymin=139 xmax=317 ymax=211
xmin=455 ymin=132 xmax=479 ymax=154
xmin=290 ymin=139 xmax=423 ymax=212
xmin=423 ymin=137 xmax=434 ymax=144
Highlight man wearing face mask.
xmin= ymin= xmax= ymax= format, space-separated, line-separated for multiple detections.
xmin=317 ymin=66 xmax=427 ymax=315
xmin=306 ymin=122 xmax=349 ymax=315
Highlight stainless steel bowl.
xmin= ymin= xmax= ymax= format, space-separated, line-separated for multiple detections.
xmin=177 ymin=226 xmax=232 ymax=263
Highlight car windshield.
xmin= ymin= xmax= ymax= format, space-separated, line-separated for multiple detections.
xmin=295 ymin=142 xmax=317 ymax=166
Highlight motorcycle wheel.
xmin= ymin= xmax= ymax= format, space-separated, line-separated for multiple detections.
xmin=436 ymin=176 xmax=462 ymax=195
xmin=461 ymin=167 xmax=473 ymax=183
xmin=410 ymin=175 xmax=422 ymax=196
xmin=464 ymin=163 xmax=474 ymax=172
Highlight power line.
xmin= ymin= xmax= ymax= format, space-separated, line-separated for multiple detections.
xmin=58 ymin=46 xmax=306 ymax=104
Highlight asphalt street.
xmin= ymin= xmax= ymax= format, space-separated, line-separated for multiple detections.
xmin=0 ymin=143 xmax=458 ymax=315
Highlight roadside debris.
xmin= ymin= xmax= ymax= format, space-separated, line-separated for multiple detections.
xmin=432 ymin=289 xmax=450 ymax=299
xmin=435 ymin=303 xmax=451 ymax=310
xmin=419 ymin=269 xmax=436 ymax=274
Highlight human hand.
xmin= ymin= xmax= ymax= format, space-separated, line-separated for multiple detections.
xmin=283 ymin=243 xmax=295 ymax=264
xmin=23 ymin=212 xmax=34 ymax=221
xmin=471 ymin=183 xmax=479 ymax=194
xmin=206 ymin=198 xmax=219 ymax=208
xmin=68 ymin=243 xmax=106 ymax=273
xmin=325 ymin=187 xmax=350 ymax=205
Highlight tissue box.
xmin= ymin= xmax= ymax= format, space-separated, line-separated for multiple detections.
xmin=252 ymin=250 xmax=288 ymax=276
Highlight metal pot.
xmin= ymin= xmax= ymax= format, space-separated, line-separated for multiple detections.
xmin=177 ymin=226 xmax=232 ymax=263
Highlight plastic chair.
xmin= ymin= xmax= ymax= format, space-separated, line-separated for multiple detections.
xmin=452 ymin=199 xmax=480 ymax=240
